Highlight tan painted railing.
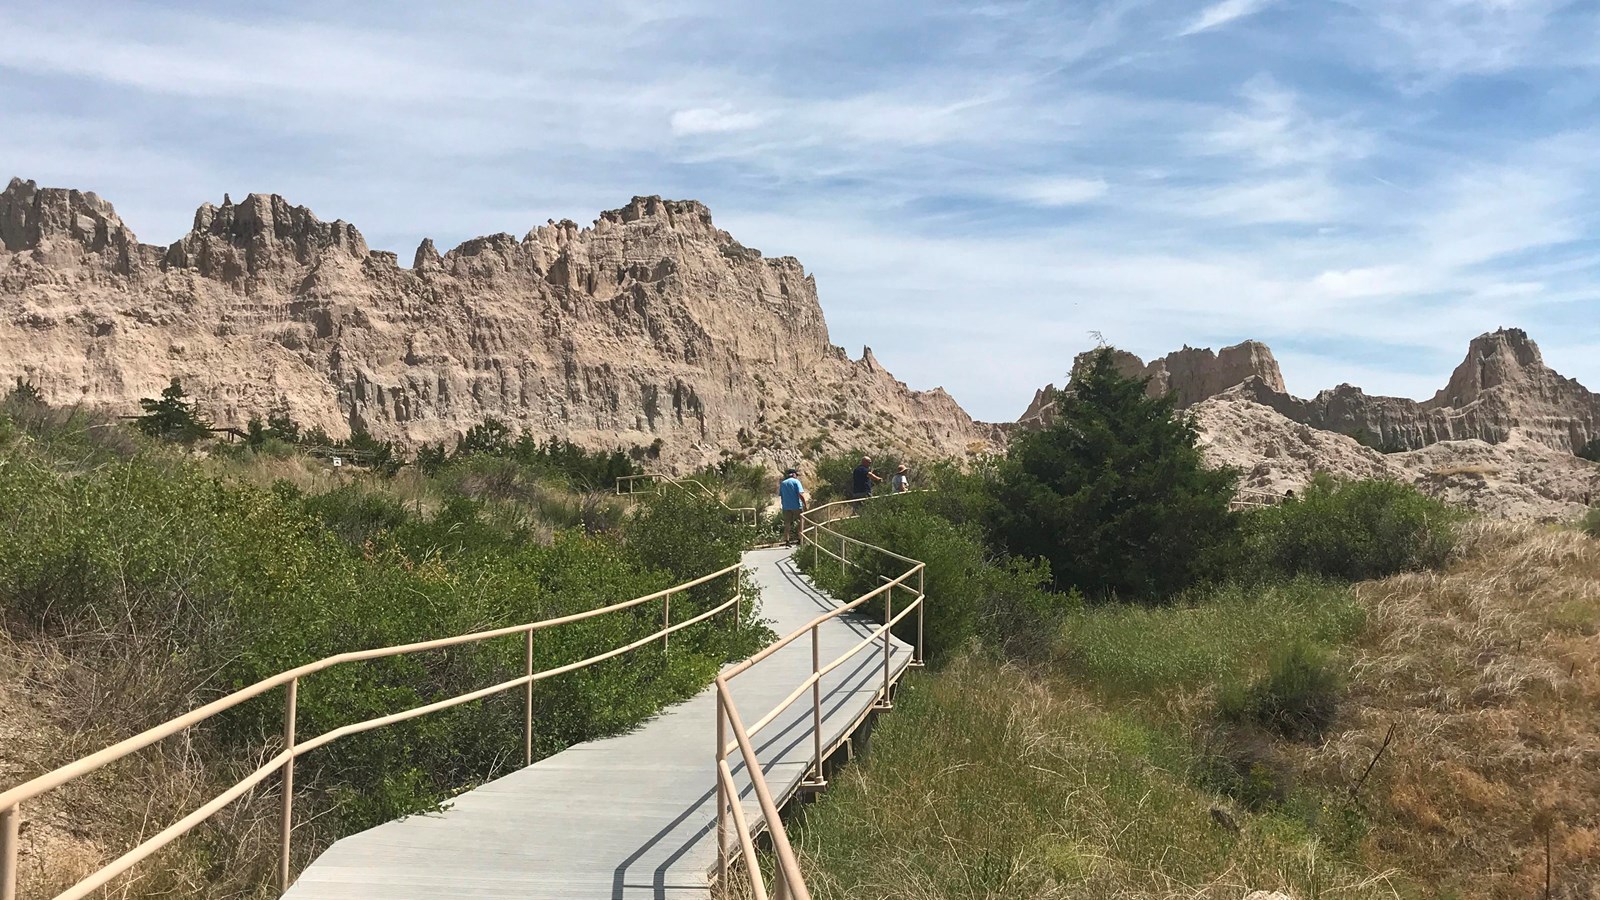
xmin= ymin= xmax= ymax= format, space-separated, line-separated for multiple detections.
xmin=0 ymin=564 xmax=746 ymax=900
xmin=713 ymin=496 xmax=925 ymax=900
xmin=1230 ymin=487 xmax=1282 ymax=511
xmin=617 ymin=472 xmax=760 ymax=526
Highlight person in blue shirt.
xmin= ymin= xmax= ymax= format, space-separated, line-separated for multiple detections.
xmin=778 ymin=468 xmax=809 ymax=546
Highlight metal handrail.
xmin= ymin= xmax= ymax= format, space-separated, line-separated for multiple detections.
xmin=713 ymin=495 xmax=925 ymax=900
xmin=617 ymin=473 xmax=760 ymax=526
xmin=1229 ymin=486 xmax=1282 ymax=510
xmin=0 ymin=564 xmax=746 ymax=900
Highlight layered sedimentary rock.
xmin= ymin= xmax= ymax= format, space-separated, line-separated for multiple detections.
xmin=1024 ymin=330 xmax=1598 ymax=457
xmin=0 ymin=178 xmax=989 ymax=469
xmin=1018 ymin=341 xmax=1284 ymax=427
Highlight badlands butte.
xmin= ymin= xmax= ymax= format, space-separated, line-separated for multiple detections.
xmin=2 ymin=176 xmax=1598 ymax=519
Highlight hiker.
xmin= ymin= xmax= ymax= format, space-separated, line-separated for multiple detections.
xmin=779 ymin=468 xmax=809 ymax=546
xmin=891 ymin=463 xmax=910 ymax=493
xmin=851 ymin=455 xmax=882 ymax=511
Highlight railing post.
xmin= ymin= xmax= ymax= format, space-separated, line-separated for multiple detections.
xmin=663 ymin=593 xmax=671 ymax=655
xmin=716 ymin=690 xmax=729 ymax=885
xmin=839 ymin=533 xmax=846 ymax=579
xmin=279 ymin=677 xmax=298 ymax=893
xmin=880 ymin=586 xmax=893 ymax=709
xmin=810 ymin=624 xmax=824 ymax=786
xmin=525 ymin=627 xmax=535 ymax=767
xmin=1 ymin=803 xmax=19 ymax=900
xmin=916 ymin=565 xmax=926 ymax=666
xmin=733 ymin=569 xmax=741 ymax=631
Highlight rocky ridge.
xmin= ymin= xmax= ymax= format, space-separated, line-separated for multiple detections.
xmin=0 ymin=178 xmax=991 ymax=470
xmin=1022 ymin=332 xmax=1600 ymax=520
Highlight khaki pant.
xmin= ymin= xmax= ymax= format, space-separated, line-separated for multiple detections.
xmin=782 ymin=508 xmax=802 ymax=540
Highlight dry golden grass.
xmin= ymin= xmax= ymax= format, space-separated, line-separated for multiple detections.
xmin=0 ymin=627 xmax=296 ymax=900
xmin=1427 ymin=464 xmax=1500 ymax=479
xmin=1295 ymin=520 xmax=1600 ymax=899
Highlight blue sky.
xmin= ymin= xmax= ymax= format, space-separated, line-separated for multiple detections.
xmin=3 ymin=0 xmax=1598 ymax=420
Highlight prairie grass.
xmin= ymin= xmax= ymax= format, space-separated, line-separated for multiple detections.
xmin=780 ymin=520 xmax=1600 ymax=900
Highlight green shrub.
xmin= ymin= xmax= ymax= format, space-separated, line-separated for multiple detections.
xmin=1578 ymin=438 xmax=1600 ymax=463
xmin=798 ymin=494 xmax=1059 ymax=662
xmin=991 ymin=349 xmax=1239 ymax=602
xmin=1199 ymin=725 xmax=1295 ymax=811
xmin=1582 ymin=507 xmax=1600 ymax=539
xmin=0 ymin=447 xmax=767 ymax=840
xmin=1218 ymin=641 xmax=1344 ymax=743
xmin=1242 ymin=474 xmax=1463 ymax=581
xmin=811 ymin=450 xmax=900 ymax=506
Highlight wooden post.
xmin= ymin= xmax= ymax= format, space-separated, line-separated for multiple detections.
xmin=1 ymin=803 xmax=19 ymax=900
xmin=663 ymin=594 xmax=671 ymax=655
xmin=279 ymin=677 xmax=298 ymax=892
xmin=881 ymin=586 xmax=893 ymax=708
xmin=811 ymin=625 xmax=823 ymax=784
xmin=916 ymin=566 xmax=926 ymax=665
xmin=716 ymin=693 xmax=729 ymax=884
xmin=524 ymin=628 xmax=535 ymax=767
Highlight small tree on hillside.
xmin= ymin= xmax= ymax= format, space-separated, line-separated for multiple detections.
xmin=137 ymin=378 xmax=210 ymax=443
xmin=991 ymin=348 xmax=1238 ymax=602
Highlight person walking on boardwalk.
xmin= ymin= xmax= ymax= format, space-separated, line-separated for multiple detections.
xmin=851 ymin=455 xmax=882 ymax=512
xmin=890 ymin=463 xmax=910 ymax=493
xmin=779 ymin=468 xmax=809 ymax=546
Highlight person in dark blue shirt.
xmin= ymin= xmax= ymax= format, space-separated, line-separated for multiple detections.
xmin=851 ymin=455 xmax=882 ymax=512
xmin=778 ymin=468 xmax=808 ymax=545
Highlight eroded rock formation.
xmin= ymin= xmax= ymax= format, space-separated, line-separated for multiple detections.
xmin=0 ymin=178 xmax=989 ymax=470
xmin=1024 ymin=330 xmax=1599 ymax=457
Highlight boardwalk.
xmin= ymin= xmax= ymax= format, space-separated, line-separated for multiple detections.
xmin=284 ymin=547 xmax=913 ymax=899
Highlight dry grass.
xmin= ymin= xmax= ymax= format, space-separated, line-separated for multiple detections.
xmin=0 ymin=623 xmax=307 ymax=899
xmin=1426 ymin=464 xmax=1501 ymax=479
xmin=1295 ymin=520 xmax=1600 ymax=899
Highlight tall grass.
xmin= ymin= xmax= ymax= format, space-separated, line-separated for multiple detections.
xmin=791 ymin=656 xmax=1401 ymax=900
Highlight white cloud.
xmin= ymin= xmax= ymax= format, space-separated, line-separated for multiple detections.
xmin=1005 ymin=177 xmax=1109 ymax=207
xmin=670 ymin=107 xmax=767 ymax=135
xmin=1181 ymin=0 xmax=1274 ymax=36
xmin=1205 ymin=78 xmax=1371 ymax=168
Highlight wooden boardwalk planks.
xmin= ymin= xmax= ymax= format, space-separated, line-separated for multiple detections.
xmin=284 ymin=547 xmax=912 ymax=899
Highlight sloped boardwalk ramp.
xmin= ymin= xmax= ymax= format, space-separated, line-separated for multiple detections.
xmin=284 ymin=547 xmax=912 ymax=899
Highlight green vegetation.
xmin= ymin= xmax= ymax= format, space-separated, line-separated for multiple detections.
xmin=1583 ymin=506 xmax=1600 ymax=538
xmin=0 ymin=395 xmax=767 ymax=893
xmin=1577 ymin=436 xmax=1600 ymax=463
xmin=991 ymin=349 xmax=1238 ymax=601
xmin=136 ymin=378 xmax=211 ymax=442
xmin=780 ymin=348 xmax=1467 ymax=899
xmin=1239 ymin=473 xmax=1463 ymax=581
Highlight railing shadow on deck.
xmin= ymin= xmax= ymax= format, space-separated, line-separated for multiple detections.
xmin=711 ymin=496 xmax=925 ymax=900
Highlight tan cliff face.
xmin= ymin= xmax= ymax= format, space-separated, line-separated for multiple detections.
xmin=1023 ymin=330 xmax=1598 ymax=457
xmin=1018 ymin=331 xmax=1600 ymax=519
xmin=1017 ymin=340 xmax=1285 ymax=427
xmin=0 ymin=178 xmax=990 ymax=470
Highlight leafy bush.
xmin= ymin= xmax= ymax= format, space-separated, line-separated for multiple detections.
xmin=1578 ymin=437 xmax=1600 ymax=463
xmin=1583 ymin=506 xmax=1600 ymax=539
xmin=811 ymin=449 xmax=900 ymax=505
xmin=1199 ymin=726 xmax=1295 ymax=811
xmin=0 ymin=445 xmax=768 ymax=842
xmin=1241 ymin=474 xmax=1463 ymax=581
xmin=799 ymin=494 xmax=1059 ymax=661
xmin=1218 ymin=642 xmax=1344 ymax=743
xmin=991 ymin=349 xmax=1239 ymax=601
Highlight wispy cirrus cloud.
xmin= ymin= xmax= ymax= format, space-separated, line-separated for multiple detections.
xmin=1180 ymin=0 xmax=1275 ymax=35
xmin=1 ymin=0 xmax=1596 ymax=419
